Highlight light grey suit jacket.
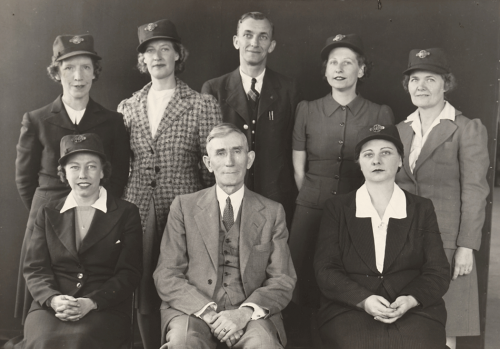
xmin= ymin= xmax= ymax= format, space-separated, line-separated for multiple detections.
xmin=153 ymin=185 xmax=296 ymax=344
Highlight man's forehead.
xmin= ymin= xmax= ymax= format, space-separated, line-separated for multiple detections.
xmin=239 ymin=18 xmax=272 ymax=34
xmin=208 ymin=133 xmax=247 ymax=149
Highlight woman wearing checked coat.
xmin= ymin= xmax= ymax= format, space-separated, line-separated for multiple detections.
xmin=118 ymin=19 xmax=221 ymax=349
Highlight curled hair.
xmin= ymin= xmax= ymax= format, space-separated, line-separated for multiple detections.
xmin=402 ymin=72 xmax=457 ymax=99
xmin=57 ymin=158 xmax=112 ymax=186
xmin=321 ymin=49 xmax=373 ymax=85
xmin=137 ymin=41 xmax=189 ymax=75
xmin=236 ymin=12 xmax=274 ymax=38
xmin=206 ymin=123 xmax=248 ymax=151
xmin=47 ymin=56 xmax=102 ymax=83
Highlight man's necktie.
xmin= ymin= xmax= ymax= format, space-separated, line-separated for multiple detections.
xmin=248 ymin=78 xmax=260 ymax=105
xmin=223 ymin=196 xmax=234 ymax=231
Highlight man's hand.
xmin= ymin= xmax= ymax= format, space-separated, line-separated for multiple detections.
xmin=211 ymin=307 xmax=252 ymax=342
xmin=452 ymin=247 xmax=474 ymax=280
xmin=357 ymin=295 xmax=395 ymax=319
xmin=225 ymin=329 xmax=244 ymax=347
xmin=200 ymin=307 xmax=218 ymax=327
xmin=376 ymin=295 xmax=419 ymax=324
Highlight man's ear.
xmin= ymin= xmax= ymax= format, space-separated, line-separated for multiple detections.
xmin=246 ymin=151 xmax=256 ymax=170
xmin=202 ymin=155 xmax=213 ymax=172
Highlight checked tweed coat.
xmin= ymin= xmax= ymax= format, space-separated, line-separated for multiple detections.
xmin=118 ymin=78 xmax=221 ymax=233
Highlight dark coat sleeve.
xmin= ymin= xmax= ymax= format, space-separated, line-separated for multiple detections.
xmin=106 ymin=113 xmax=130 ymax=198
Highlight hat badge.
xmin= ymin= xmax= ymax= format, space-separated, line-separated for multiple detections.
xmin=69 ymin=36 xmax=84 ymax=45
xmin=416 ymin=50 xmax=430 ymax=59
xmin=73 ymin=135 xmax=87 ymax=143
xmin=145 ymin=23 xmax=158 ymax=32
xmin=332 ymin=34 xmax=346 ymax=42
xmin=370 ymin=124 xmax=385 ymax=133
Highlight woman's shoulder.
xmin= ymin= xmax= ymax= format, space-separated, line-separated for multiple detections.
xmin=357 ymin=96 xmax=394 ymax=122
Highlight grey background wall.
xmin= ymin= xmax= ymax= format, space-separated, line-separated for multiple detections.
xmin=1 ymin=1 xmax=498 ymax=348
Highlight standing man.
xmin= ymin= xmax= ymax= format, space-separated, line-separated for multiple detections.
xmin=153 ymin=123 xmax=296 ymax=348
xmin=202 ymin=12 xmax=301 ymax=228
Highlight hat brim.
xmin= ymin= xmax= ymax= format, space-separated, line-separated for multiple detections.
xmin=355 ymin=135 xmax=404 ymax=159
xmin=137 ymin=36 xmax=181 ymax=52
xmin=56 ymin=51 xmax=102 ymax=62
xmin=59 ymin=149 xmax=107 ymax=165
xmin=320 ymin=42 xmax=364 ymax=61
xmin=403 ymin=63 xmax=449 ymax=75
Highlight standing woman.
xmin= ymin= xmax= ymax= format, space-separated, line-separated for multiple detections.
xmin=14 ymin=34 xmax=130 ymax=322
xmin=289 ymin=34 xmax=394 ymax=308
xmin=396 ymin=48 xmax=489 ymax=348
xmin=118 ymin=19 xmax=221 ymax=349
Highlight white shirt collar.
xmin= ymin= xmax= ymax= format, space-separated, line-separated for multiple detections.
xmin=239 ymin=68 xmax=265 ymax=94
xmin=63 ymin=101 xmax=86 ymax=125
xmin=215 ymin=185 xmax=245 ymax=221
xmin=60 ymin=187 xmax=108 ymax=213
xmin=356 ymin=183 xmax=407 ymax=222
xmin=405 ymin=101 xmax=456 ymax=124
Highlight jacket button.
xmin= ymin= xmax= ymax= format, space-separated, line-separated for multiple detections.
xmin=338 ymin=157 xmax=342 ymax=162
xmin=225 ymin=239 xmax=231 ymax=243
xmin=331 ymin=191 xmax=337 ymax=195
xmin=150 ymin=180 xmax=156 ymax=188
xmin=208 ymin=279 xmax=212 ymax=285
xmin=334 ymin=175 xmax=339 ymax=180
xmin=340 ymin=122 xmax=345 ymax=126
xmin=252 ymin=120 xmax=256 ymax=124
xmin=76 ymin=283 xmax=82 ymax=288
xmin=77 ymin=273 xmax=83 ymax=279
xmin=338 ymin=140 xmax=344 ymax=144
xmin=243 ymin=125 xmax=249 ymax=130
xmin=155 ymin=166 xmax=160 ymax=173
xmin=225 ymin=260 xmax=230 ymax=264
xmin=341 ymin=106 xmax=346 ymax=111
xmin=223 ymin=283 xmax=228 ymax=287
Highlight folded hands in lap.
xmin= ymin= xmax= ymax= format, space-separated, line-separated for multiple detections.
xmin=202 ymin=307 xmax=252 ymax=347
xmin=358 ymin=295 xmax=419 ymax=324
xmin=50 ymin=295 xmax=96 ymax=322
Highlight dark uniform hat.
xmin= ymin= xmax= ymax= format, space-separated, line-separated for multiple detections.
xmin=403 ymin=48 xmax=450 ymax=75
xmin=355 ymin=124 xmax=404 ymax=159
xmin=320 ymin=34 xmax=364 ymax=61
xmin=137 ymin=19 xmax=181 ymax=53
xmin=52 ymin=34 xmax=101 ymax=62
xmin=59 ymin=133 xmax=107 ymax=165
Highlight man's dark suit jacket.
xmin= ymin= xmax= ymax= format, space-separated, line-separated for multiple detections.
xmin=23 ymin=192 xmax=142 ymax=316
xmin=314 ymin=189 xmax=450 ymax=328
xmin=201 ymin=68 xmax=301 ymax=226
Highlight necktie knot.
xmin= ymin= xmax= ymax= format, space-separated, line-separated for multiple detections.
xmin=248 ymin=78 xmax=260 ymax=103
xmin=223 ymin=196 xmax=234 ymax=231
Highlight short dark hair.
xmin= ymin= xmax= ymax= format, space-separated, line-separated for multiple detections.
xmin=321 ymin=49 xmax=372 ymax=85
xmin=57 ymin=156 xmax=112 ymax=186
xmin=402 ymin=71 xmax=457 ymax=99
xmin=236 ymin=12 xmax=274 ymax=39
xmin=137 ymin=40 xmax=189 ymax=75
xmin=206 ymin=123 xmax=248 ymax=151
xmin=47 ymin=55 xmax=102 ymax=83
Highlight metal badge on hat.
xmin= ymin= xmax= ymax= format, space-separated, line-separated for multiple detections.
xmin=73 ymin=135 xmax=87 ymax=143
xmin=333 ymin=34 xmax=346 ymax=42
xmin=370 ymin=124 xmax=385 ymax=132
xmin=145 ymin=23 xmax=158 ymax=31
xmin=416 ymin=50 xmax=430 ymax=59
xmin=69 ymin=36 xmax=84 ymax=44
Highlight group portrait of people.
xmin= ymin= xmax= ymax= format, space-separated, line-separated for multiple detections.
xmin=6 ymin=9 xmax=491 ymax=349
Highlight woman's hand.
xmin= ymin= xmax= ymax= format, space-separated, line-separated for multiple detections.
xmin=357 ymin=295 xmax=395 ymax=318
xmin=51 ymin=295 xmax=96 ymax=321
xmin=452 ymin=247 xmax=474 ymax=280
xmin=375 ymin=295 xmax=419 ymax=324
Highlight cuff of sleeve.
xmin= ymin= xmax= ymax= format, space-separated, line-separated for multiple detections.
xmin=194 ymin=302 xmax=217 ymax=318
xmin=240 ymin=302 xmax=269 ymax=320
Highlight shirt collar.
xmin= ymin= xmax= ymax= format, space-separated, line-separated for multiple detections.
xmin=60 ymin=187 xmax=108 ymax=213
xmin=405 ymin=101 xmax=456 ymax=123
xmin=323 ymin=93 xmax=364 ymax=116
xmin=215 ymin=184 xmax=245 ymax=215
xmin=239 ymin=68 xmax=266 ymax=92
xmin=356 ymin=183 xmax=407 ymax=222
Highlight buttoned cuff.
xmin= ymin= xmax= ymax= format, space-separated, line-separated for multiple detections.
xmin=240 ymin=302 xmax=269 ymax=320
xmin=194 ymin=302 xmax=217 ymax=318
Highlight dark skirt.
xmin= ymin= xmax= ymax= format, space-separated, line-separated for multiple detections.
xmin=319 ymin=310 xmax=447 ymax=349
xmin=15 ymin=179 xmax=70 ymax=321
xmin=288 ymin=204 xmax=323 ymax=308
xmin=15 ymin=308 xmax=130 ymax=349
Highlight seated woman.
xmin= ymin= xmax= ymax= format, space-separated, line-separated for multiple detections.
xmin=15 ymin=133 xmax=142 ymax=349
xmin=314 ymin=124 xmax=450 ymax=349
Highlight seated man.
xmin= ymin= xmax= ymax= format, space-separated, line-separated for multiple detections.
xmin=153 ymin=123 xmax=296 ymax=348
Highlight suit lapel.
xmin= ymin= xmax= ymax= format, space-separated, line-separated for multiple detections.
xmin=398 ymin=122 xmax=417 ymax=183
xmin=239 ymin=190 xmax=265 ymax=277
xmin=76 ymin=99 xmax=108 ymax=132
xmin=345 ymin=204 xmax=380 ymax=274
xmin=225 ymin=69 xmax=251 ymax=125
xmin=413 ymin=120 xmax=457 ymax=173
xmin=257 ymin=70 xmax=279 ymax=121
xmin=383 ymin=202 xmax=415 ymax=271
xmin=154 ymin=78 xmax=192 ymax=141
xmin=46 ymin=200 xmax=79 ymax=262
xmin=194 ymin=187 xmax=221 ymax=269
xmin=45 ymin=96 xmax=78 ymax=132
xmin=78 ymin=195 xmax=121 ymax=254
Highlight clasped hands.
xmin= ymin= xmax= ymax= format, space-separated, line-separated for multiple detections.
xmin=357 ymin=295 xmax=419 ymax=324
xmin=201 ymin=307 xmax=253 ymax=347
xmin=50 ymin=295 xmax=96 ymax=322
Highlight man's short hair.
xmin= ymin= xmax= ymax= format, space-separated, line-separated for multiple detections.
xmin=236 ymin=12 xmax=274 ymax=38
xmin=206 ymin=123 xmax=248 ymax=151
